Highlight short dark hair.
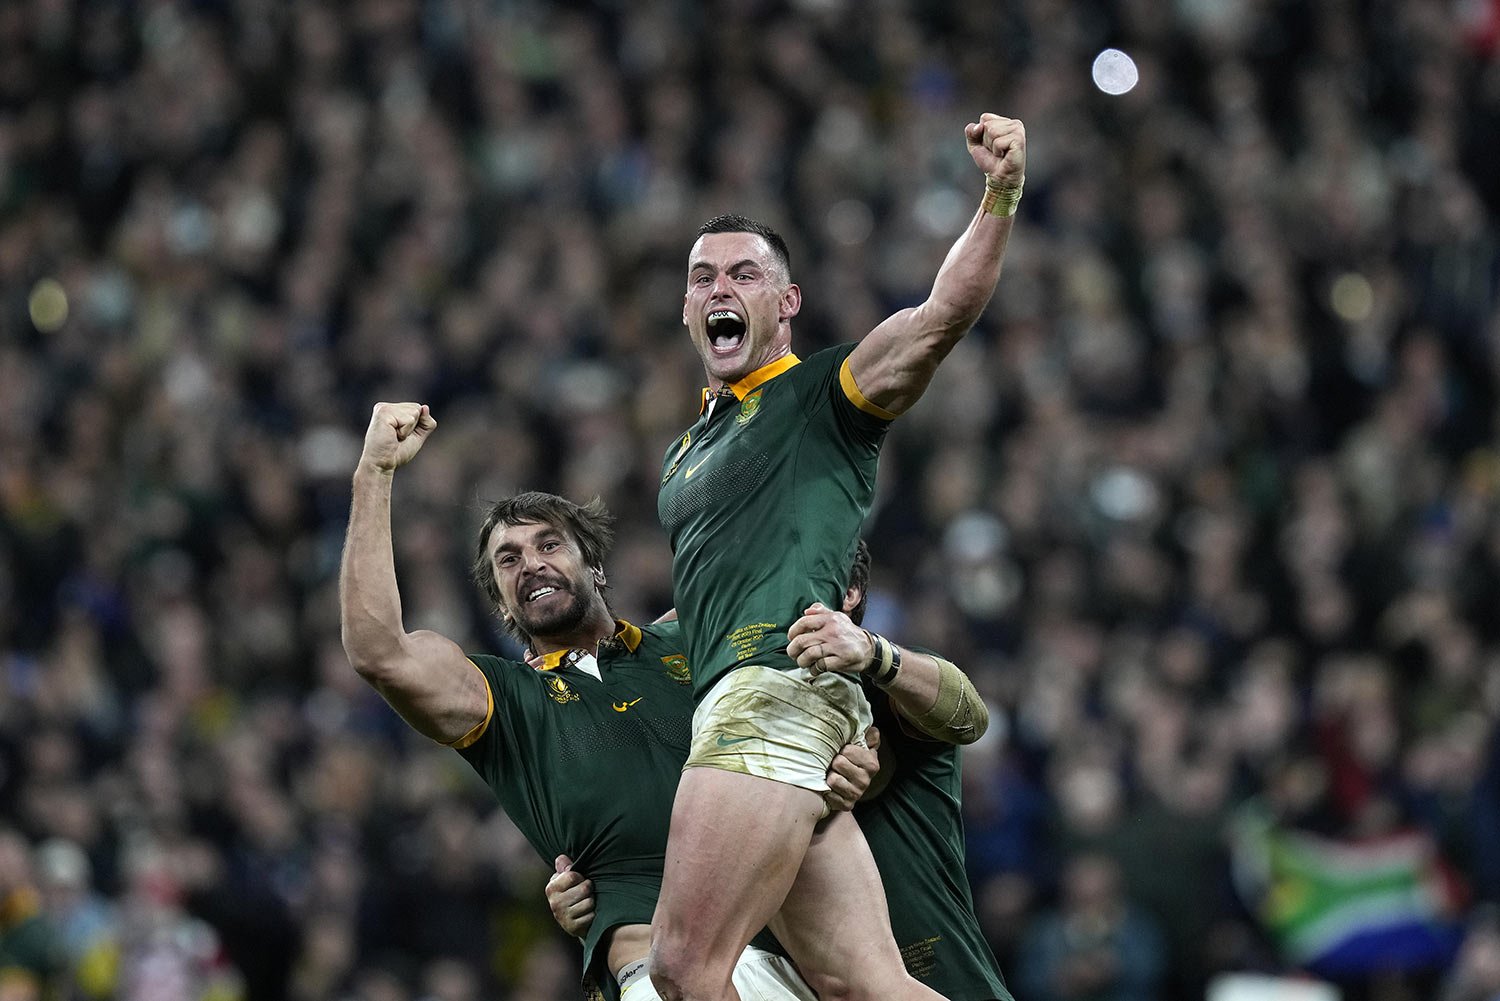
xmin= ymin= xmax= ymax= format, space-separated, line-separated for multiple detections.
xmin=846 ymin=539 xmax=872 ymax=627
xmin=697 ymin=214 xmax=792 ymax=282
xmin=471 ymin=492 xmax=615 ymax=621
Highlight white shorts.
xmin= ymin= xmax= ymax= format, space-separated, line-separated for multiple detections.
xmin=618 ymin=946 xmax=817 ymax=1001
xmin=684 ymin=664 xmax=873 ymax=794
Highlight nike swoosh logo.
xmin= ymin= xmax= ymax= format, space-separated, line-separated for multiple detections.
xmin=612 ymin=698 xmax=643 ymax=712
xmin=716 ymin=734 xmax=754 ymax=747
xmin=684 ymin=449 xmax=715 ymax=479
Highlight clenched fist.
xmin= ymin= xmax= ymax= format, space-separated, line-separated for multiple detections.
xmin=359 ymin=402 xmax=437 ymax=474
xmin=965 ymin=113 xmax=1026 ymax=189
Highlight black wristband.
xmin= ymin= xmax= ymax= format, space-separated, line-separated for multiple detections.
xmin=864 ymin=631 xmax=902 ymax=687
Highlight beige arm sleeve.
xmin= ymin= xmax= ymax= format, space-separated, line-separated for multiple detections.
xmin=907 ymin=656 xmax=990 ymax=745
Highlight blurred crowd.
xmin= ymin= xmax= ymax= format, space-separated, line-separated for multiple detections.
xmin=1 ymin=0 xmax=1499 ymax=1000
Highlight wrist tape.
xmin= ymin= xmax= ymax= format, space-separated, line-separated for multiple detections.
xmin=981 ymin=176 xmax=1024 ymax=217
xmin=863 ymin=630 xmax=903 ymax=687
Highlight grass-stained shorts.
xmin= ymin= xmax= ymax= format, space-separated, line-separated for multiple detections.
xmin=685 ymin=664 xmax=873 ymax=793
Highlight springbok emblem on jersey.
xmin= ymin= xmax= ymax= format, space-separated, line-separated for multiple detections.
xmin=545 ymin=676 xmax=579 ymax=704
xmin=661 ymin=654 xmax=690 ymax=685
xmin=735 ymin=389 xmax=763 ymax=425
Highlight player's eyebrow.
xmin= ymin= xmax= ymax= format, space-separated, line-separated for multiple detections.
xmin=689 ymin=258 xmax=762 ymax=275
xmin=490 ymin=527 xmax=564 ymax=558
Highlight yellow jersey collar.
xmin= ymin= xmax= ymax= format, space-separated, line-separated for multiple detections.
xmin=534 ymin=619 xmax=642 ymax=670
xmin=728 ymin=354 xmax=800 ymax=399
xmin=614 ymin=619 xmax=643 ymax=652
xmin=698 ymin=354 xmax=801 ymax=411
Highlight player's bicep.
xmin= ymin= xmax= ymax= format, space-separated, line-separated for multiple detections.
xmin=845 ymin=304 xmax=956 ymax=417
xmin=373 ymin=629 xmax=493 ymax=746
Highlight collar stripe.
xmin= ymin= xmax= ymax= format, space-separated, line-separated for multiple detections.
xmin=698 ymin=354 xmax=802 ymax=410
xmin=535 ymin=619 xmax=643 ymax=670
xmin=729 ymin=353 xmax=800 ymax=399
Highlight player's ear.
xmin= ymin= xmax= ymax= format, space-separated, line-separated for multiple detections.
xmin=780 ymin=283 xmax=801 ymax=320
xmin=842 ymin=584 xmax=861 ymax=614
xmin=592 ymin=566 xmax=607 ymax=586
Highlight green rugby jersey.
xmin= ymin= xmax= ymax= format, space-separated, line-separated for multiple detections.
xmin=455 ymin=621 xmax=696 ymax=994
xmin=658 ymin=345 xmax=892 ymax=700
xmin=857 ymin=678 xmax=1013 ymax=1001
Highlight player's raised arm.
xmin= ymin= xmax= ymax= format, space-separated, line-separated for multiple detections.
xmin=339 ymin=402 xmax=490 ymax=745
xmin=845 ymin=113 xmax=1026 ymax=417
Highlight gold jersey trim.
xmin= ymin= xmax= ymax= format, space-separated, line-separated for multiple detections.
xmin=839 ymin=357 xmax=897 ymax=420
xmin=535 ymin=619 xmax=643 ymax=670
xmin=445 ymin=659 xmax=495 ymax=750
xmin=615 ymin=619 xmax=643 ymax=652
xmin=728 ymin=353 xmax=800 ymax=399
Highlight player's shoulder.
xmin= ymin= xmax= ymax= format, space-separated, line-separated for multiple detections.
xmin=622 ymin=621 xmax=695 ymax=687
xmin=771 ymin=343 xmax=861 ymax=412
xmin=636 ymin=619 xmax=683 ymax=647
xmin=791 ymin=342 xmax=857 ymax=378
xmin=632 ymin=620 xmax=693 ymax=669
xmin=464 ymin=652 xmax=541 ymax=692
xmin=466 ymin=651 xmax=529 ymax=672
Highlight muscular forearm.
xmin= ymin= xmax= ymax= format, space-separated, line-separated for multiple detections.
xmin=872 ymin=642 xmax=989 ymax=746
xmin=339 ymin=464 xmax=409 ymax=678
xmin=922 ymin=207 xmax=1017 ymax=334
xmin=856 ymin=205 xmax=1018 ymax=416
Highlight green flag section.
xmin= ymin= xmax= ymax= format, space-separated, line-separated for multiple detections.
xmin=1230 ymin=805 xmax=1465 ymax=976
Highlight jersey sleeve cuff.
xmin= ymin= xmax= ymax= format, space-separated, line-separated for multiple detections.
xmin=444 ymin=659 xmax=495 ymax=750
xmin=839 ymin=357 xmax=898 ymax=421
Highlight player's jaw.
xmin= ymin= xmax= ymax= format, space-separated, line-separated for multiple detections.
xmin=694 ymin=305 xmax=780 ymax=384
xmin=509 ymin=575 xmax=592 ymax=640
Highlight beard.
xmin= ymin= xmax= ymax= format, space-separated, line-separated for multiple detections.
xmin=510 ymin=578 xmax=593 ymax=642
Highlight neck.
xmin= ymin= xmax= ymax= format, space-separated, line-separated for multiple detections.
xmin=707 ymin=336 xmax=793 ymax=391
xmin=529 ymin=610 xmax=618 ymax=656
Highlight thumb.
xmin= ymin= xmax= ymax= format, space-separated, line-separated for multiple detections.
xmin=804 ymin=602 xmax=827 ymax=614
xmin=865 ymin=726 xmax=881 ymax=751
xmin=555 ymin=854 xmax=573 ymax=874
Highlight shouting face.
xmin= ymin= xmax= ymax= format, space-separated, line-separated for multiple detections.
xmin=683 ymin=230 xmax=800 ymax=385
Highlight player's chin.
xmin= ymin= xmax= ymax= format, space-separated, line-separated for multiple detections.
xmin=519 ymin=596 xmax=587 ymax=636
xmin=707 ymin=352 xmax=752 ymax=384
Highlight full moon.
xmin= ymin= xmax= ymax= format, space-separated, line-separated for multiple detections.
xmin=1092 ymin=48 xmax=1139 ymax=95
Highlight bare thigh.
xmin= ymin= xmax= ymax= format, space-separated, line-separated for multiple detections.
xmin=769 ymin=812 xmax=947 ymax=1001
xmin=650 ymin=766 xmax=825 ymax=1000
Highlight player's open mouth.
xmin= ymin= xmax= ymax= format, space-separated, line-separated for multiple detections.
xmin=526 ymin=586 xmax=559 ymax=603
xmin=707 ymin=310 xmax=746 ymax=353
